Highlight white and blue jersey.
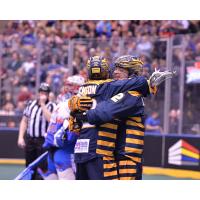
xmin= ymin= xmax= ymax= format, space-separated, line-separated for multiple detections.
xmin=42 ymin=98 xmax=77 ymax=179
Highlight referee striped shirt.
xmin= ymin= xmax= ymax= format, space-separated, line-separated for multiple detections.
xmin=23 ymin=100 xmax=56 ymax=137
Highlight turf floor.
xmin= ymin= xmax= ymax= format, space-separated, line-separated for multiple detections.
xmin=0 ymin=165 xmax=192 ymax=180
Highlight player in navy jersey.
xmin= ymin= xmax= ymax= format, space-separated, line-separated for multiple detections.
xmin=69 ymin=55 xmax=174 ymax=180
xmin=68 ymin=56 xmax=173 ymax=179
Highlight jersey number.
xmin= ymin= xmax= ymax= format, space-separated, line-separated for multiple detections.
xmin=111 ymin=93 xmax=124 ymax=103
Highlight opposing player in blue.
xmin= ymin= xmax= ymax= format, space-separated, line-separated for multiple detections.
xmin=39 ymin=75 xmax=85 ymax=180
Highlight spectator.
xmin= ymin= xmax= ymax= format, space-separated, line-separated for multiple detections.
xmin=0 ymin=102 xmax=15 ymax=116
xmin=2 ymin=92 xmax=14 ymax=106
xmin=136 ymin=35 xmax=153 ymax=57
xmin=17 ymin=86 xmax=32 ymax=102
xmin=191 ymin=124 xmax=200 ymax=134
xmin=21 ymin=54 xmax=35 ymax=75
xmin=48 ymin=92 xmax=56 ymax=103
xmin=169 ymin=109 xmax=179 ymax=134
xmin=96 ymin=20 xmax=112 ymax=38
xmin=0 ymin=102 xmax=16 ymax=127
xmin=15 ymin=101 xmax=26 ymax=116
xmin=7 ymin=51 xmax=22 ymax=71
xmin=1 ymin=20 xmax=200 ymax=134
xmin=145 ymin=111 xmax=163 ymax=134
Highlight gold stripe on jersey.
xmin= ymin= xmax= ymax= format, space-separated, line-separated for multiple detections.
xmin=126 ymin=138 xmax=144 ymax=145
xmin=96 ymin=149 xmax=113 ymax=156
xmin=126 ymin=129 xmax=144 ymax=136
xmin=104 ymin=163 xmax=117 ymax=169
xmin=120 ymin=176 xmax=136 ymax=180
xmin=119 ymin=160 xmax=136 ymax=166
xmin=129 ymin=117 xmax=142 ymax=123
xmin=119 ymin=168 xmax=137 ymax=174
xmin=103 ymin=156 xmax=115 ymax=161
xmin=118 ymin=159 xmax=140 ymax=179
xmin=100 ymin=123 xmax=118 ymax=130
xmin=103 ymin=161 xmax=117 ymax=170
xmin=103 ymin=156 xmax=118 ymax=180
xmin=126 ymin=120 xmax=144 ymax=129
xmin=97 ymin=122 xmax=118 ymax=158
xmin=104 ymin=170 xmax=118 ymax=177
xmin=126 ymin=155 xmax=142 ymax=163
xmin=128 ymin=91 xmax=141 ymax=97
xmin=97 ymin=140 xmax=115 ymax=148
xmin=125 ymin=147 xmax=143 ymax=154
xmin=98 ymin=131 xmax=117 ymax=139
xmin=86 ymin=79 xmax=113 ymax=85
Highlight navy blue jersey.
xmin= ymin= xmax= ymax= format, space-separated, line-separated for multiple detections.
xmin=78 ymin=76 xmax=149 ymax=101
xmin=74 ymin=76 xmax=150 ymax=163
xmin=87 ymin=91 xmax=144 ymax=125
xmin=86 ymin=91 xmax=145 ymax=163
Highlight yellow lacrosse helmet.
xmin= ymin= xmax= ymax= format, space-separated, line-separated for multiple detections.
xmin=87 ymin=56 xmax=110 ymax=80
xmin=114 ymin=55 xmax=144 ymax=76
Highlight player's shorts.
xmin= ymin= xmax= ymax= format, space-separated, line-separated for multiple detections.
xmin=48 ymin=148 xmax=76 ymax=173
xmin=76 ymin=156 xmax=118 ymax=180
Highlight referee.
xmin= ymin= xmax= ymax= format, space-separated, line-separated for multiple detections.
xmin=17 ymin=83 xmax=56 ymax=180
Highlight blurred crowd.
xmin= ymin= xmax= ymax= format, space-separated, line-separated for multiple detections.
xmin=0 ymin=20 xmax=200 ymax=133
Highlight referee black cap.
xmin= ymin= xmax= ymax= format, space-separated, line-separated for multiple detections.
xmin=39 ymin=83 xmax=51 ymax=93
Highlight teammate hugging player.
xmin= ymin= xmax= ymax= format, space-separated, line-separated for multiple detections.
xmin=68 ymin=55 xmax=174 ymax=180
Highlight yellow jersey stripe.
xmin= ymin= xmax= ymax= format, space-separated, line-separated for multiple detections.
xmin=97 ymin=149 xmax=113 ymax=156
xmin=129 ymin=117 xmax=142 ymax=123
xmin=126 ymin=155 xmax=142 ymax=163
xmin=128 ymin=91 xmax=141 ymax=97
xmin=97 ymin=140 xmax=115 ymax=148
xmin=98 ymin=131 xmax=117 ymax=139
xmin=104 ymin=170 xmax=118 ymax=177
xmin=103 ymin=156 xmax=115 ymax=161
xmin=120 ymin=177 xmax=136 ymax=180
xmin=104 ymin=163 xmax=117 ymax=169
xmin=125 ymin=147 xmax=143 ymax=154
xmin=119 ymin=160 xmax=136 ymax=166
xmin=126 ymin=129 xmax=144 ymax=136
xmin=119 ymin=169 xmax=137 ymax=174
xmin=86 ymin=79 xmax=113 ymax=85
xmin=126 ymin=138 xmax=144 ymax=145
xmin=126 ymin=120 xmax=144 ymax=128
xmin=100 ymin=123 xmax=118 ymax=130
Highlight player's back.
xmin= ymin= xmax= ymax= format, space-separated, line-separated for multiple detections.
xmin=75 ymin=79 xmax=118 ymax=163
xmin=115 ymin=97 xmax=145 ymax=164
xmin=75 ymin=76 xmax=149 ymax=163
